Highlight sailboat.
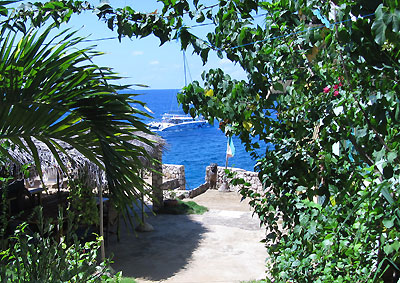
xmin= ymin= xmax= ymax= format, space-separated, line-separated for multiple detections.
xmin=148 ymin=113 xmax=210 ymax=132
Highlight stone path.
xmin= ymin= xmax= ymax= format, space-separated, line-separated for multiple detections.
xmin=107 ymin=190 xmax=266 ymax=283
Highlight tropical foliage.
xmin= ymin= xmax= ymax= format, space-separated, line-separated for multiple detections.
xmin=0 ymin=14 xmax=155 ymax=219
xmin=173 ymin=0 xmax=400 ymax=282
xmin=0 ymin=207 xmax=113 ymax=282
xmin=2 ymin=0 xmax=400 ymax=282
xmin=68 ymin=169 xmax=99 ymax=227
xmin=0 ymin=1 xmax=159 ymax=281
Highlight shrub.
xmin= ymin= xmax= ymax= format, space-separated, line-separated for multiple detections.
xmin=0 ymin=207 xmax=113 ymax=282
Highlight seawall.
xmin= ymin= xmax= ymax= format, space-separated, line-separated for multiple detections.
xmin=162 ymin=164 xmax=185 ymax=190
xmin=204 ymin=165 xmax=263 ymax=194
xmin=158 ymin=163 xmax=263 ymax=199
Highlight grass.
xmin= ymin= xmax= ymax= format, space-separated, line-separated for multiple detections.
xmin=112 ymin=276 xmax=136 ymax=283
xmin=158 ymin=199 xmax=208 ymax=215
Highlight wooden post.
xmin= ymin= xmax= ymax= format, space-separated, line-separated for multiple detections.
xmin=56 ymin=168 xmax=61 ymax=196
xmin=98 ymin=184 xmax=105 ymax=262
xmin=141 ymin=170 xmax=145 ymax=224
xmin=135 ymin=169 xmax=154 ymax=232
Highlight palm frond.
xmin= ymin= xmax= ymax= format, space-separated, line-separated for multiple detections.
xmin=0 ymin=24 xmax=161 ymax=220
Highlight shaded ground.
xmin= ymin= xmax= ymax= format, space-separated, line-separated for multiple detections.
xmin=107 ymin=190 xmax=266 ymax=283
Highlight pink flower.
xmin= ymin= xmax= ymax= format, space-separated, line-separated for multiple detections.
xmin=333 ymin=90 xmax=339 ymax=97
xmin=323 ymin=87 xmax=330 ymax=93
xmin=338 ymin=82 xmax=343 ymax=87
xmin=333 ymin=84 xmax=339 ymax=90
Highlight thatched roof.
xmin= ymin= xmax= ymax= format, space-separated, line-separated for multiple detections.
xmin=5 ymin=132 xmax=165 ymax=186
xmin=132 ymin=131 xmax=165 ymax=167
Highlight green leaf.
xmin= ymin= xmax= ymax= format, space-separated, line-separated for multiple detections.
xmin=273 ymin=82 xmax=284 ymax=92
xmin=372 ymin=4 xmax=387 ymax=45
xmin=392 ymin=10 xmax=400 ymax=33
xmin=195 ymin=11 xmax=205 ymax=23
xmin=189 ymin=107 xmax=196 ymax=118
xmin=373 ymin=147 xmax=386 ymax=163
xmin=302 ymin=199 xmax=322 ymax=211
xmin=0 ymin=6 xmax=7 ymax=16
xmin=384 ymin=244 xmax=394 ymax=255
xmin=238 ymin=27 xmax=247 ymax=45
xmin=387 ymin=151 xmax=397 ymax=163
xmin=392 ymin=241 xmax=400 ymax=251
xmin=200 ymin=48 xmax=209 ymax=65
xmin=322 ymin=239 xmax=333 ymax=249
xmin=383 ymin=219 xmax=394 ymax=229
xmin=355 ymin=127 xmax=367 ymax=139
xmin=308 ymin=221 xmax=317 ymax=235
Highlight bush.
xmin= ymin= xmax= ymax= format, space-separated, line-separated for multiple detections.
xmin=0 ymin=207 xmax=113 ymax=282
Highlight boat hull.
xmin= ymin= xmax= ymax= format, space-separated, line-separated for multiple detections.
xmin=149 ymin=121 xmax=210 ymax=132
xmin=148 ymin=114 xmax=211 ymax=132
xmin=148 ymin=115 xmax=211 ymax=132
xmin=161 ymin=120 xmax=209 ymax=131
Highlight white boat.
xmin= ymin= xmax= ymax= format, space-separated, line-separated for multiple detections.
xmin=148 ymin=113 xmax=210 ymax=132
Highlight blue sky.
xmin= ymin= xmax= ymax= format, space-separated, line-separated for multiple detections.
xmin=65 ymin=1 xmax=247 ymax=89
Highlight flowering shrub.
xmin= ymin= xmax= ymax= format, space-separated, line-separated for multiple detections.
xmin=177 ymin=1 xmax=400 ymax=281
xmin=323 ymin=79 xmax=343 ymax=97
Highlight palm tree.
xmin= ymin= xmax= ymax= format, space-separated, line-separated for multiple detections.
xmin=0 ymin=24 xmax=157 ymax=223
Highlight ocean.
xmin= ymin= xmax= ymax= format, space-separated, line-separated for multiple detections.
xmin=127 ymin=88 xmax=260 ymax=189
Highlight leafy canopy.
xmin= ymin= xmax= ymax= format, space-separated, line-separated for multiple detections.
xmin=166 ymin=0 xmax=400 ymax=282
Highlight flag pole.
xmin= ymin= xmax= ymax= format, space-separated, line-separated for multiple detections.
xmin=223 ymin=152 xmax=230 ymax=190
xmin=223 ymin=136 xmax=235 ymax=191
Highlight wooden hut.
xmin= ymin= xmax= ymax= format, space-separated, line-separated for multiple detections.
xmin=4 ymin=132 xmax=165 ymax=259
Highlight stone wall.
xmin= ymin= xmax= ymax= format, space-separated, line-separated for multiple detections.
xmin=162 ymin=164 xmax=185 ymax=190
xmin=205 ymin=165 xmax=263 ymax=194
xmin=161 ymin=179 xmax=181 ymax=191
xmin=188 ymin=182 xmax=209 ymax=198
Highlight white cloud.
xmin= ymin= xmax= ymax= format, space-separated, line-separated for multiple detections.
xmin=219 ymin=58 xmax=232 ymax=65
xmin=149 ymin=60 xmax=160 ymax=65
xmin=132 ymin=50 xmax=144 ymax=56
xmin=230 ymin=69 xmax=247 ymax=80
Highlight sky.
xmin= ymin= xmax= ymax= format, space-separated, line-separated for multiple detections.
xmin=62 ymin=0 xmax=248 ymax=89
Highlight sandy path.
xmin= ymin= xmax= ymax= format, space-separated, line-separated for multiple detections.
xmin=107 ymin=190 xmax=266 ymax=283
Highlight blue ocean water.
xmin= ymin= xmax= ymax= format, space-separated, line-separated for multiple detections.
xmin=127 ymin=89 xmax=260 ymax=189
